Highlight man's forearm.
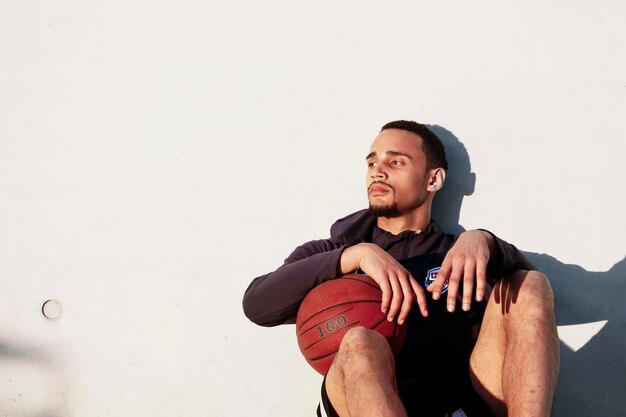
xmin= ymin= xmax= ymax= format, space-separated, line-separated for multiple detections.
xmin=339 ymin=244 xmax=363 ymax=275
xmin=242 ymin=241 xmax=345 ymax=326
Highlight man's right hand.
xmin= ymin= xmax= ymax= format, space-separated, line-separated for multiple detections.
xmin=340 ymin=243 xmax=429 ymax=324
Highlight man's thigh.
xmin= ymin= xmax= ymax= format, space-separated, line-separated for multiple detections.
xmin=317 ymin=375 xmax=339 ymax=417
xmin=469 ymin=269 xmax=556 ymax=416
xmin=322 ymin=366 xmax=348 ymax=417
xmin=469 ymin=275 xmax=511 ymax=415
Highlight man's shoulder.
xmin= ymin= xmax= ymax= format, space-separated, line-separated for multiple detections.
xmin=329 ymin=209 xmax=376 ymax=244
xmin=331 ymin=209 xmax=371 ymax=228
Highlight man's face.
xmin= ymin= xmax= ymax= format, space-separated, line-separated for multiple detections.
xmin=366 ymin=129 xmax=432 ymax=217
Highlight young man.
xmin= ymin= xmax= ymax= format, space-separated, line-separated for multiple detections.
xmin=243 ymin=121 xmax=559 ymax=417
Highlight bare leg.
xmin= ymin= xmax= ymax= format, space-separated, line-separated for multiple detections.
xmin=470 ymin=270 xmax=560 ymax=417
xmin=325 ymin=326 xmax=407 ymax=417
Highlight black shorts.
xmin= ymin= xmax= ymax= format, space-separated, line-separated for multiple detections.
xmin=316 ymin=376 xmax=495 ymax=417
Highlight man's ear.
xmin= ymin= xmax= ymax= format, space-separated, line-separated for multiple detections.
xmin=427 ymin=168 xmax=446 ymax=192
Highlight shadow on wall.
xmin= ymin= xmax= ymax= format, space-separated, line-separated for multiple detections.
xmin=0 ymin=338 xmax=68 ymax=417
xmin=429 ymin=125 xmax=626 ymax=417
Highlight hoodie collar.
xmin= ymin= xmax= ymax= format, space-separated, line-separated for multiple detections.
xmin=330 ymin=209 xmax=441 ymax=245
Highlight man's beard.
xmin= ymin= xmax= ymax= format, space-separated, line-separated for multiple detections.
xmin=367 ymin=181 xmax=400 ymax=218
xmin=368 ymin=202 xmax=400 ymax=218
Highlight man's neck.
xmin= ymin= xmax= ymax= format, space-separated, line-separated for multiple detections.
xmin=376 ymin=211 xmax=431 ymax=236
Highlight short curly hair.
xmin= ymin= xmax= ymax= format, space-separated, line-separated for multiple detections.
xmin=381 ymin=120 xmax=448 ymax=170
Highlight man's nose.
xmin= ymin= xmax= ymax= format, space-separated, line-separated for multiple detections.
xmin=370 ymin=164 xmax=388 ymax=179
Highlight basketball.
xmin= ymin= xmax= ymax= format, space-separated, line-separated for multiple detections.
xmin=296 ymin=274 xmax=406 ymax=375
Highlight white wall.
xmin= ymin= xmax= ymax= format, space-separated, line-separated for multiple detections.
xmin=1 ymin=1 xmax=624 ymax=416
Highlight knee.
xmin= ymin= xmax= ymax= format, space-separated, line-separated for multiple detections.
xmin=334 ymin=327 xmax=394 ymax=373
xmin=501 ymin=270 xmax=557 ymax=329
xmin=339 ymin=327 xmax=392 ymax=359
xmin=517 ymin=270 xmax=555 ymax=310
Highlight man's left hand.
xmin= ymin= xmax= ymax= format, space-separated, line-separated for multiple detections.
xmin=426 ymin=230 xmax=496 ymax=312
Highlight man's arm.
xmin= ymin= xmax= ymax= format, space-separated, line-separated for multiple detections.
xmin=340 ymin=243 xmax=429 ymax=324
xmin=242 ymin=239 xmax=345 ymax=327
xmin=427 ymin=230 xmax=535 ymax=313
xmin=243 ymin=239 xmax=431 ymax=327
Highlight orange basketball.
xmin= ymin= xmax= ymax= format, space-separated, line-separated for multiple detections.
xmin=296 ymin=274 xmax=406 ymax=375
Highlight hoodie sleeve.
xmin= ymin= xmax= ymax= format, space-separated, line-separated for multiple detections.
xmin=242 ymin=239 xmax=347 ymax=327
xmin=482 ymin=230 xmax=536 ymax=279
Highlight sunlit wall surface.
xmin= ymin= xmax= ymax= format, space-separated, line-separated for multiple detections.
xmin=1 ymin=2 xmax=625 ymax=416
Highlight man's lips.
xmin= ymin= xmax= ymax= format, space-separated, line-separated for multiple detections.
xmin=368 ymin=183 xmax=392 ymax=196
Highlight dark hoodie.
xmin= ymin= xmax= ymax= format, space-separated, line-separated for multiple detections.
xmin=242 ymin=209 xmax=534 ymax=328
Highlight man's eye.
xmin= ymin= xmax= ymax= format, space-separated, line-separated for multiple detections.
xmin=391 ymin=160 xmax=401 ymax=166
xmin=368 ymin=161 xmax=377 ymax=168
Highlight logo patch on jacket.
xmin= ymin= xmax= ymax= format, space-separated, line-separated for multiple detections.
xmin=424 ymin=267 xmax=447 ymax=293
